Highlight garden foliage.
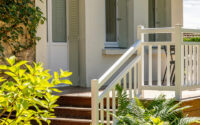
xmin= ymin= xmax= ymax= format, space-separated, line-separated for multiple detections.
xmin=0 ymin=56 xmax=72 ymax=125
xmin=114 ymin=85 xmax=200 ymax=125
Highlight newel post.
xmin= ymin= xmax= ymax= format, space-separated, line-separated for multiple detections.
xmin=91 ymin=79 xmax=99 ymax=125
xmin=174 ymin=24 xmax=183 ymax=100
xmin=137 ymin=25 xmax=144 ymax=98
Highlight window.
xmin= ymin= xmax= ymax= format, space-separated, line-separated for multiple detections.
xmin=105 ymin=0 xmax=128 ymax=48
xmin=52 ymin=0 xmax=67 ymax=42
xmin=106 ymin=0 xmax=117 ymax=42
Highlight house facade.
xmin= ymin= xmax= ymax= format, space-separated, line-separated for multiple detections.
xmin=35 ymin=0 xmax=183 ymax=87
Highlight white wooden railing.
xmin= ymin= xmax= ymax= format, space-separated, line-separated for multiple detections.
xmin=91 ymin=25 xmax=200 ymax=125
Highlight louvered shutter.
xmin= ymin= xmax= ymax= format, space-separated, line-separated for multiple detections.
xmin=69 ymin=0 xmax=79 ymax=41
xmin=68 ymin=0 xmax=80 ymax=86
xmin=118 ymin=0 xmax=128 ymax=48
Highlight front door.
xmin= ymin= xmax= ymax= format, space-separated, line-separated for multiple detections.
xmin=47 ymin=0 xmax=69 ymax=85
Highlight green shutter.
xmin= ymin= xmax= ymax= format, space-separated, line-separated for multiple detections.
xmin=69 ymin=0 xmax=79 ymax=41
xmin=52 ymin=0 xmax=67 ymax=42
xmin=118 ymin=0 xmax=128 ymax=48
xmin=68 ymin=0 xmax=80 ymax=86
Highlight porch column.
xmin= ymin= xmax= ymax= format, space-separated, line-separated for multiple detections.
xmin=35 ymin=0 xmax=47 ymax=68
xmin=171 ymin=0 xmax=183 ymax=26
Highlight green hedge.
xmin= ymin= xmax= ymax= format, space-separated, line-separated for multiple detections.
xmin=184 ymin=37 xmax=200 ymax=42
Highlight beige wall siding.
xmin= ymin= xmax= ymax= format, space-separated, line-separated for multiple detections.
xmin=134 ymin=0 xmax=149 ymax=41
xmin=81 ymin=0 xmax=149 ymax=87
xmin=84 ymin=0 xmax=120 ymax=87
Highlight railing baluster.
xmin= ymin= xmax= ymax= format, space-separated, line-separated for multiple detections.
xmin=181 ymin=45 xmax=184 ymax=86
xmin=112 ymin=88 xmax=116 ymax=123
xmin=189 ymin=45 xmax=192 ymax=86
xmin=191 ymin=45 xmax=194 ymax=85
xmin=198 ymin=45 xmax=200 ymax=85
xmin=185 ymin=45 xmax=188 ymax=86
xmin=158 ymin=45 xmax=161 ymax=86
xmin=106 ymin=93 xmax=110 ymax=125
xmin=123 ymin=75 xmax=127 ymax=92
xmin=134 ymin=65 xmax=137 ymax=96
xmin=129 ymin=70 xmax=132 ymax=99
xmin=149 ymin=45 xmax=152 ymax=86
xmin=194 ymin=46 xmax=197 ymax=85
xmin=167 ymin=45 xmax=170 ymax=86
xmin=141 ymin=45 xmax=144 ymax=86
xmin=100 ymin=99 xmax=104 ymax=124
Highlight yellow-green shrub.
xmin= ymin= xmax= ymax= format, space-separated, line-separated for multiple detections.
xmin=0 ymin=56 xmax=72 ymax=125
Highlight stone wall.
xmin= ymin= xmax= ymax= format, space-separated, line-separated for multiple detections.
xmin=0 ymin=1 xmax=36 ymax=64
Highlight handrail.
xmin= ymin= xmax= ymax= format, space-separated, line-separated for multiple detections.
xmin=182 ymin=42 xmax=200 ymax=45
xmin=99 ymin=55 xmax=141 ymax=101
xmin=142 ymin=42 xmax=175 ymax=46
xmin=98 ymin=40 xmax=142 ymax=89
xmin=181 ymin=28 xmax=200 ymax=33
xmin=139 ymin=27 xmax=175 ymax=34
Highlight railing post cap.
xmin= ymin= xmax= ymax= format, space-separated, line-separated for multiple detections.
xmin=175 ymin=24 xmax=183 ymax=27
xmin=137 ymin=25 xmax=144 ymax=29
xmin=91 ymin=79 xmax=98 ymax=82
xmin=91 ymin=79 xmax=98 ymax=87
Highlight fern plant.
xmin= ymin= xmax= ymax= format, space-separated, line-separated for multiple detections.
xmin=114 ymin=85 xmax=200 ymax=125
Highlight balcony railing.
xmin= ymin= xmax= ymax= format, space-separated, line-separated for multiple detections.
xmin=91 ymin=25 xmax=200 ymax=125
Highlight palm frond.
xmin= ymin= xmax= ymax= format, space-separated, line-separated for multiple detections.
xmin=178 ymin=117 xmax=200 ymax=125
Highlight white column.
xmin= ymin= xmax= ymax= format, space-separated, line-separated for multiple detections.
xmin=174 ymin=24 xmax=183 ymax=100
xmin=36 ymin=0 xmax=48 ymax=68
xmin=91 ymin=79 xmax=99 ymax=125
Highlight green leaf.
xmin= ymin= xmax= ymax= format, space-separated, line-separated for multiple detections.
xmin=15 ymin=60 xmax=28 ymax=67
xmin=60 ymin=69 xmax=72 ymax=78
xmin=6 ymin=56 xmax=16 ymax=66
xmin=60 ymin=79 xmax=72 ymax=85
xmin=0 ymin=77 xmax=6 ymax=82
xmin=0 ymin=65 xmax=8 ymax=70
xmin=54 ymin=72 xmax=59 ymax=80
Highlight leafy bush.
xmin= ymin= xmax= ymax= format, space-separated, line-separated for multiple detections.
xmin=0 ymin=56 xmax=72 ymax=125
xmin=114 ymin=85 xmax=200 ymax=125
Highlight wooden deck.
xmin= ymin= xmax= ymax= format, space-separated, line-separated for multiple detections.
xmin=54 ymin=86 xmax=200 ymax=100
xmin=50 ymin=86 xmax=200 ymax=125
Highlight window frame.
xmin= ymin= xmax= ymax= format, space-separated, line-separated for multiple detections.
xmin=105 ymin=0 xmax=119 ymax=48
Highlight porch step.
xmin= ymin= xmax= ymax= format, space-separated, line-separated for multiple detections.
xmin=49 ymin=118 xmax=91 ymax=125
xmin=45 ymin=95 xmax=93 ymax=125
xmin=54 ymin=106 xmax=91 ymax=119
xmin=57 ymin=96 xmax=91 ymax=107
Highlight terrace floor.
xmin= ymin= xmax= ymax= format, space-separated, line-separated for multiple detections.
xmin=54 ymin=86 xmax=200 ymax=100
